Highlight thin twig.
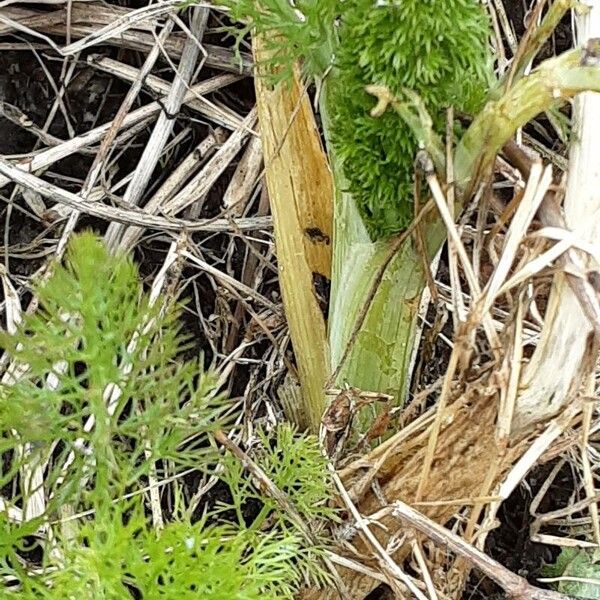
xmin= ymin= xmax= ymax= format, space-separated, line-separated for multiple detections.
xmin=0 ymin=158 xmax=271 ymax=232
xmin=392 ymin=501 xmax=572 ymax=600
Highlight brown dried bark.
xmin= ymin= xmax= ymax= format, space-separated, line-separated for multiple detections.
xmin=300 ymin=382 xmax=517 ymax=599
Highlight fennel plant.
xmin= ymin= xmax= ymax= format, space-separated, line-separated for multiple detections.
xmin=226 ymin=0 xmax=600 ymax=431
xmin=226 ymin=0 xmax=493 ymax=422
xmin=0 ymin=233 xmax=334 ymax=598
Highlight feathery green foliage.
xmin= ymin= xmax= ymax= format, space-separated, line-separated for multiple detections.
xmin=329 ymin=0 xmax=493 ymax=238
xmin=224 ymin=0 xmax=340 ymax=81
xmin=219 ymin=426 xmax=335 ymax=533
xmin=0 ymin=233 xmax=334 ymax=598
xmin=223 ymin=0 xmax=492 ymax=238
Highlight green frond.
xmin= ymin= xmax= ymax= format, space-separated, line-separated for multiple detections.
xmin=221 ymin=0 xmax=341 ymax=80
xmin=222 ymin=0 xmax=492 ymax=238
xmin=0 ymin=233 xmax=226 ymax=506
xmin=5 ymin=504 xmax=305 ymax=599
xmin=217 ymin=424 xmax=336 ymax=587
xmin=328 ymin=0 xmax=493 ymax=238
xmin=0 ymin=234 xmax=333 ymax=598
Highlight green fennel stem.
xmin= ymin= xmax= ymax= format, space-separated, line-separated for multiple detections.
xmin=325 ymin=47 xmax=600 ymax=410
xmin=313 ymin=1 xmax=493 ymax=416
xmin=321 ymin=90 xmax=443 ymax=413
xmin=222 ymin=0 xmax=493 ymax=421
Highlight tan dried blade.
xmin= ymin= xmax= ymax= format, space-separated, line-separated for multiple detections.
xmin=253 ymin=35 xmax=333 ymax=431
